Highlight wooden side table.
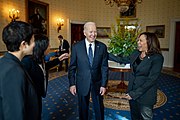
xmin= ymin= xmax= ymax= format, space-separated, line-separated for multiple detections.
xmin=108 ymin=61 xmax=131 ymax=93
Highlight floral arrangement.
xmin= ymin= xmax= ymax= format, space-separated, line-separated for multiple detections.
xmin=108 ymin=18 xmax=141 ymax=57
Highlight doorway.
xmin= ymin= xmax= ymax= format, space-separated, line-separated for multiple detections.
xmin=174 ymin=22 xmax=180 ymax=72
xmin=71 ymin=23 xmax=85 ymax=46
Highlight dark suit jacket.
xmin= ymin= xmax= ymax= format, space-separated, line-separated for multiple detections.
xmin=22 ymin=55 xmax=60 ymax=98
xmin=0 ymin=52 xmax=39 ymax=120
xmin=59 ymin=39 xmax=70 ymax=54
xmin=68 ymin=40 xmax=108 ymax=96
xmin=109 ymin=50 xmax=164 ymax=105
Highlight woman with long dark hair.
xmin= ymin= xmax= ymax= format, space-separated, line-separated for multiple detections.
xmin=22 ymin=34 xmax=68 ymax=119
xmin=109 ymin=32 xmax=164 ymax=120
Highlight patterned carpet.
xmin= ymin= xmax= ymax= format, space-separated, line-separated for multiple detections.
xmin=43 ymin=69 xmax=180 ymax=120
xmin=103 ymin=81 xmax=167 ymax=111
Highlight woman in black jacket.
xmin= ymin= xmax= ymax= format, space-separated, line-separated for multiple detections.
xmin=22 ymin=34 xmax=68 ymax=119
xmin=109 ymin=32 xmax=164 ymax=120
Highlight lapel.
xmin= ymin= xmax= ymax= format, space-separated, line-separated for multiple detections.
xmin=132 ymin=52 xmax=151 ymax=72
xmin=93 ymin=40 xmax=100 ymax=60
xmin=81 ymin=40 xmax=90 ymax=65
xmin=137 ymin=55 xmax=151 ymax=69
xmin=91 ymin=40 xmax=100 ymax=67
xmin=131 ymin=51 xmax=140 ymax=65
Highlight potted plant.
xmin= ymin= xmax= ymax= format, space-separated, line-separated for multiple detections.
xmin=108 ymin=18 xmax=141 ymax=57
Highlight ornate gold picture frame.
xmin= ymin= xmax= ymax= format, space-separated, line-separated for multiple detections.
xmin=26 ymin=0 xmax=49 ymax=36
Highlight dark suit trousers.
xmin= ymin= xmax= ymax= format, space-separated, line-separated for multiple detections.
xmin=78 ymin=85 xmax=104 ymax=120
xmin=38 ymin=96 xmax=42 ymax=120
xmin=58 ymin=51 xmax=69 ymax=72
xmin=129 ymin=100 xmax=153 ymax=120
xmin=59 ymin=59 xmax=68 ymax=71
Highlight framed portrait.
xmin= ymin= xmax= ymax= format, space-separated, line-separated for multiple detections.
xmin=27 ymin=0 xmax=49 ymax=36
xmin=97 ymin=27 xmax=111 ymax=38
xmin=146 ymin=25 xmax=165 ymax=38
xmin=120 ymin=0 xmax=136 ymax=18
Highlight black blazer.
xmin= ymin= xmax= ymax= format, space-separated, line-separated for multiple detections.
xmin=109 ymin=50 xmax=164 ymax=105
xmin=22 ymin=55 xmax=60 ymax=98
xmin=0 ymin=52 xmax=39 ymax=120
xmin=68 ymin=40 xmax=108 ymax=96
xmin=59 ymin=39 xmax=70 ymax=54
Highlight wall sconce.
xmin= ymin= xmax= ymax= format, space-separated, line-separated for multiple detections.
xmin=57 ymin=18 xmax=64 ymax=32
xmin=9 ymin=9 xmax=20 ymax=21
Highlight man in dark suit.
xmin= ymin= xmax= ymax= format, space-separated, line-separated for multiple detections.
xmin=58 ymin=35 xmax=70 ymax=72
xmin=68 ymin=22 xmax=108 ymax=120
xmin=0 ymin=21 xmax=39 ymax=120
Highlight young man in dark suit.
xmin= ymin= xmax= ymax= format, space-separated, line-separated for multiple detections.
xmin=0 ymin=21 xmax=39 ymax=120
xmin=58 ymin=35 xmax=70 ymax=72
xmin=68 ymin=22 xmax=108 ymax=120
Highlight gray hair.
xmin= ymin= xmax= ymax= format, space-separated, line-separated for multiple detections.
xmin=84 ymin=22 xmax=96 ymax=30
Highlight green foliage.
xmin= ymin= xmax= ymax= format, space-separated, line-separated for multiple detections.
xmin=108 ymin=18 xmax=141 ymax=57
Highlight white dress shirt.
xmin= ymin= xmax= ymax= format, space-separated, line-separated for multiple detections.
xmin=85 ymin=38 xmax=95 ymax=57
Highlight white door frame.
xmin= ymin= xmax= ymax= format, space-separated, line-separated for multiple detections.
xmin=169 ymin=19 xmax=180 ymax=67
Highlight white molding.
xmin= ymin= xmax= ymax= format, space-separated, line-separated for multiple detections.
xmin=69 ymin=20 xmax=86 ymax=24
xmin=169 ymin=19 xmax=180 ymax=67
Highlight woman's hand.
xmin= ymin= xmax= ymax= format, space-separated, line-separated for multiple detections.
xmin=58 ymin=53 xmax=69 ymax=61
xmin=100 ymin=87 xmax=106 ymax=96
xmin=124 ymin=93 xmax=132 ymax=100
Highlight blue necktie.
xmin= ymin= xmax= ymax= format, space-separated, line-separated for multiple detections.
xmin=88 ymin=44 xmax=93 ymax=66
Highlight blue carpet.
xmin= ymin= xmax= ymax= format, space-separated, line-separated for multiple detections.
xmin=42 ymin=72 xmax=180 ymax=120
xmin=153 ymin=73 xmax=180 ymax=120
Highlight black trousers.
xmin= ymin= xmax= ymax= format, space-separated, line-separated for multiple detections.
xmin=78 ymin=85 xmax=104 ymax=120
xmin=129 ymin=100 xmax=153 ymax=120
xmin=59 ymin=59 xmax=68 ymax=72
xmin=58 ymin=51 xmax=69 ymax=72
